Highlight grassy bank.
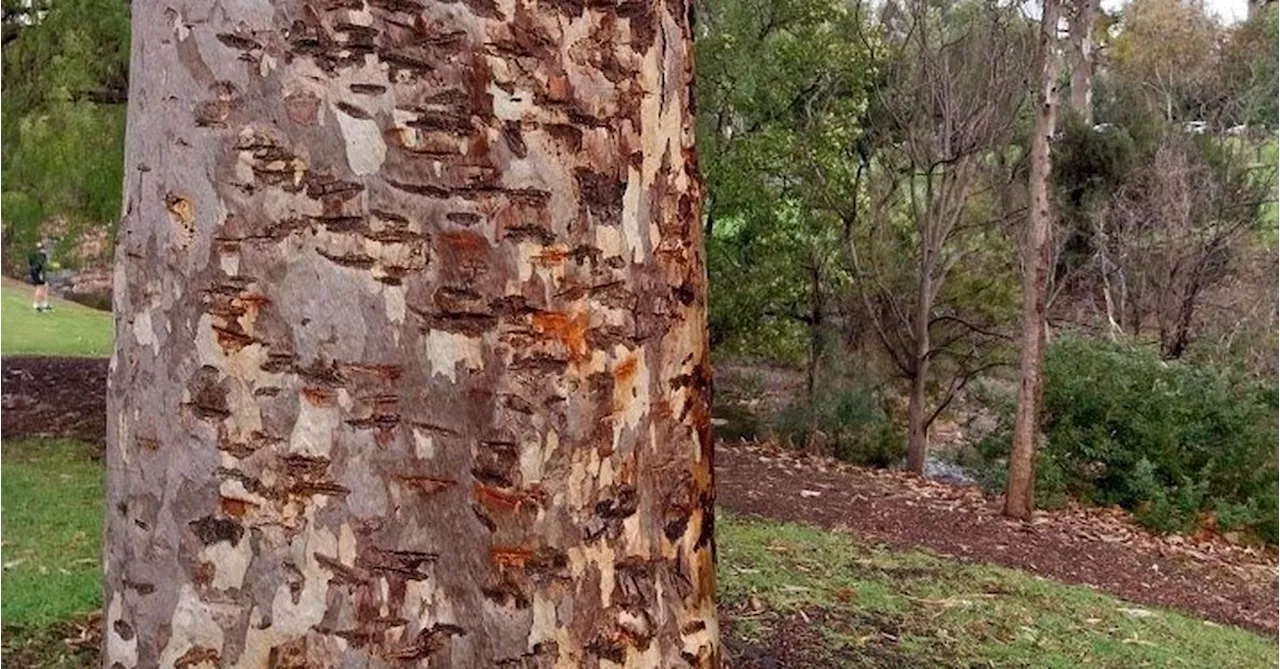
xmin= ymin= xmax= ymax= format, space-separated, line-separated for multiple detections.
xmin=1 ymin=279 xmax=113 ymax=357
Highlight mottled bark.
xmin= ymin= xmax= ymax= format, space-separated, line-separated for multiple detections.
xmin=1005 ymin=0 xmax=1060 ymax=521
xmin=105 ymin=1 xmax=718 ymax=667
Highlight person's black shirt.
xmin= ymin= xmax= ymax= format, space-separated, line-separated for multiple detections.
xmin=28 ymin=250 xmax=47 ymax=285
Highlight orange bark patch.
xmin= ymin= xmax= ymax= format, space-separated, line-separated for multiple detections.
xmin=475 ymin=484 xmax=523 ymax=512
xmin=235 ymin=292 xmax=269 ymax=334
xmin=531 ymin=245 xmax=571 ymax=266
xmin=475 ymin=483 xmax=544 ymax=514
xmin=613 ymin=356 xmax=638 ymax=384
xmin=547 ymin=73 xmax=572 ymax=101
xmin=220 ymin=496 xmax=258 ymax=518
xmin=212 ymin=325 xmax=254 ymax=352
xmin=531 ymin=311 xmax=590 ymax=361
xmin=301 ymin=386 xmax=337 ymax=407
xmin=491 ymin=546 xmax=534 ymax=569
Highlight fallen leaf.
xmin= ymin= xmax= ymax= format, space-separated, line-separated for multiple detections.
xmin=1118 ymin=607 xmax=1155 ymax=618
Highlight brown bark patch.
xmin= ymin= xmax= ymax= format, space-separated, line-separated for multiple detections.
xmin=174 ymin=645 xmax=221 ymax=668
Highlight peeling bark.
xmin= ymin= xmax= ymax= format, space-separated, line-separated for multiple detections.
xmin=106 ymin=1 xmax=718 ymax=666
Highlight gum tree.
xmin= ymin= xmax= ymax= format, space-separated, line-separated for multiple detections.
xmin=105 ymin=1 xmax=719 ymax=666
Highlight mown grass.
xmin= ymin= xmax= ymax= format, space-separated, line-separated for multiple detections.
xmin=1 ymin=441 xmax=1273 ymax=667
xmin=0 ymin=279 xmax=113 ymax=357
xmin=718 ymin=515 xmax=1279 ymax=667
xmin=1 ymin=440 xmax=105 ymax=627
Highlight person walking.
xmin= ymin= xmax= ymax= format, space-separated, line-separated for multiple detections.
xmin=28 ymin=241 xmax=51 ymax=312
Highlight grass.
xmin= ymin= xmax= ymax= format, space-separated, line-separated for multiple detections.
xmin=1 ymin=441 xmax=1274 ymax=667
xmin=718 ymin=515 xmax=1279 ymax=667
xmin=1 ymin=279 xmax=113 ymax=357
xmin=1 ymin=440 xmax=105 ymax=628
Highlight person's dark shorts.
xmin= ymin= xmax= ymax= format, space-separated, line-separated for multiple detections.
xmin=30 ymin=270 xmax=45 ymax=286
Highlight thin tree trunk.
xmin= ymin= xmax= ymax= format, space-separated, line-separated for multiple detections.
xmin=1067 ymin=0 xmax=1095 ymax=123
xmin=105 ymin=3 xmax=720 ymax=667
xmin=806 ymin=261 xmax=823 ymax=404
xmin=1006 ymin=0 xmax=1061 ymax=521
xmin=906 ymin=267 xmax=932 ymax=475
xmin=906 ymin=365 xmax=929 ymax=474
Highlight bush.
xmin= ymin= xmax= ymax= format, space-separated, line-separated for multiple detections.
xmin=774 ymin=383 xmax=905 ymax=467
xmin=971 ymin=336 xmax=1278 ymax=542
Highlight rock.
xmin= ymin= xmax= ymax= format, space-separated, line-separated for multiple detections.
xmin=923 ymin=456 xmax=975 ymax=486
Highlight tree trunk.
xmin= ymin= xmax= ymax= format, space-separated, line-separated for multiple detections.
xmin=1067 ymin=0 xmax=1095 ymax=123
xmin=905 ymin=365 xmax=929 ymax=474
xmin=1005 ymin=0 xmax=1061 ymax=521
xmin=105 ymin=2 xmax=719 ymax=667
xmin=806 ymin=261 xmax=823 ymax=404
xmin=906 ymin=267 xmax=932 ymax=475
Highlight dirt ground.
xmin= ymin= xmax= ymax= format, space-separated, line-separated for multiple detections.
xmin=1 ymin=357 xmax=107 ymax=443
xmin=2 ymin=355 xmax=1275 ymax=639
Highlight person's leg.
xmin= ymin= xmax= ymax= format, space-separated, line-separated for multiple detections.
xmin=34 ymin=283 xmax=49 ymax=311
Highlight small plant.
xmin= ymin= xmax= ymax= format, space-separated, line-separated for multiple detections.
xmin=774 ymin=383 xmax=905 ymax=467
xmin=967 ymin=335 xmax=1279 ymax=542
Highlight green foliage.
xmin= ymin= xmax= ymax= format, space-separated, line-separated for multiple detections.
xmin=774 ymin=382 xmax=905 ymax=467
xmin=972 ymin=336 xmax=1279 ymax=542
xmin=697 ymin=0 xmax=875 ymax=359
xmin=1 ymin=0 xmax=129 ymax=268
xmin=706 ymin=205 xmax=847 ymax=363
xmin=1218 ymin=4 xmax=1279 ymax=130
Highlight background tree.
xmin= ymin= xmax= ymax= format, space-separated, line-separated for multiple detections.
xmin=1106 ymin=0 xmax=1217 ymax=123
xmin=1005 ymin=0 xmax=1062 ymax=521
xmin=1065 ymin=0 xmax=1098 ymax=122
xmin=1100 ymin=131 xmax=1276 ymax=358
xmin=834 ymin=0 xmax=1030 ymax=474
xmin=696 ymin=0 xmax=872 ymax=399
xmin=105 ymin=1 xmax=719 ymax=665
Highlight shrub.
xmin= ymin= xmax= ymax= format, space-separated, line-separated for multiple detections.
xmin=774 ymin=383 xmax=905 ymax=467
xmin=971 ymin=335 xmax=1278 ymax=542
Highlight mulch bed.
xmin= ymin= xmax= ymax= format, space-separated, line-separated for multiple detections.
xmin=2 ymin=357 xmax=107 ymax=443
xmin=2 ymin=356 xmax=1275 ymax=637
xmin=717 ymin=442 xmax=1279 ymax=635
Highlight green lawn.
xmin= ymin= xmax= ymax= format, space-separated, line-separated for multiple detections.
xmin=1 ymin=279 xmax=113 ymax=357
xmin=719 ymin=516 xmax=1279 ymax=667
xmin=1 ymin=440 xmax=105 ymax=627
xmin=1 ymin=439 xmax=1274 ymax=667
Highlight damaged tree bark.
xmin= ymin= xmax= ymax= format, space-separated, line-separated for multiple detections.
xmin=105 ymin=1 xmax=718 ymax=666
